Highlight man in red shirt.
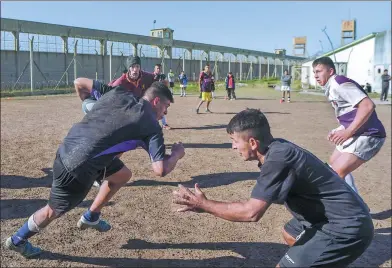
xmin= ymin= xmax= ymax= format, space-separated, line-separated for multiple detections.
xmin=108 ymin=56 xmax=154 ymax=97
xmin=225 ymin=72 xmax=236 ymax=100
xmin=75 ymin=56 xmax=171 ymax=130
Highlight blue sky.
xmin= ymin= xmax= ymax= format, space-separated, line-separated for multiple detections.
xmin=1 ymin=1 xmax=391 ymax=56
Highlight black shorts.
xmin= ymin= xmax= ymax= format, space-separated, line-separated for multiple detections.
xmin=48 ymin=154 xmax=124 ymax=215
xmin=169 ymin=82 xmax=174 ymax=88
xmin=279 ymin=218 xmax=373 ymax=267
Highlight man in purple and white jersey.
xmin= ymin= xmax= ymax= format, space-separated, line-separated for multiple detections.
xmin=312 ymin=57 xmax=386 ymax=195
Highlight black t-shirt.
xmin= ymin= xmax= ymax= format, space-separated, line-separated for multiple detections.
xmin=153 ymin=73 xmax=166 ymax=82
xmin=59 ymin=86 xmax=165 ymax=175
xmin=251 ymin=138 xmax=372 ymax=237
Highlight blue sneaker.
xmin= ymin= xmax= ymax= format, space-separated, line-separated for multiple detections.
xmin=77 ymin=215 xmax=111 ymax=232
xmin=5 ymin=237 xmax=42 ymax=258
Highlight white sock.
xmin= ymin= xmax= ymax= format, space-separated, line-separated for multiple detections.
xmin=344 ymin=173 xmax=359 ymax=193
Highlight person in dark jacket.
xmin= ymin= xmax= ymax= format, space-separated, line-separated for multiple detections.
xmin=380 ymin=69 xmax=391 ymax=101
xmin=225 ymin=72 xmax=236 ymax=100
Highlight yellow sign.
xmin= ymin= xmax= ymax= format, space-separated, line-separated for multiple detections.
xmin=293 ymin=37 xmax=307 ymax=45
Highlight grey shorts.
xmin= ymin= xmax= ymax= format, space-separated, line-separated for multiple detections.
xmin=82 ymin=98 xmax=97 ymax=114
xmin=48 ymin=153 xmax=124 ymax=215
xmin=280 ymin=218 xmax=373 ymax=267
xmin=336 ymin=135 xmax=385 ymax=161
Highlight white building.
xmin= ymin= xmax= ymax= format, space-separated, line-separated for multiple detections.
xmin=301 ymin=30 xmax=391 ymax=94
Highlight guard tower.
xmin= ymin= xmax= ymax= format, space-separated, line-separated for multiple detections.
xmin=150 ymin=28 xmax=174 ymax=72
xmin=274 ymin=49 xmax=286 ymax=56
xmin=293 ymin=37 xmax=306 ymax=57
xmin=150 ymin=28 xmax=174 ymax=44
xmin=341 ymin=20 xmax=356 ymax=46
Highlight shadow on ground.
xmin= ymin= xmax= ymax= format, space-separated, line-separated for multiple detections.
xmin=127 ymin=171 xmax=259 ymax=188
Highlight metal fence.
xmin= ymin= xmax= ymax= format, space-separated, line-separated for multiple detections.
xmin=1 ymin=32 xmax=298 ymax=92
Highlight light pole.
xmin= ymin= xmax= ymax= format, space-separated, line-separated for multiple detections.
xmin=153 ymin=20 xmax=156 ymax=29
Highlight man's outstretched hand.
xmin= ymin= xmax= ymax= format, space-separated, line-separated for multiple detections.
xmin=172 ymin=183 xmax=207 ymax=213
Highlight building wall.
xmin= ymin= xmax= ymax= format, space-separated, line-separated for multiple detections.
xmin=301 ymin=38 xmax=379 ymax=91
xmin=373 ymin=30 xmax=391 ymax=93
xmin=301 ymin=32 xmax=391 ymax=95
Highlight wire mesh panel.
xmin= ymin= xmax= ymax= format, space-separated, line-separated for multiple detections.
xmin=1 ymin=31 xmax=15 ymax=50
xmin=68 ymin=38 xmax=100 ymax=54
xmin=107 ymin=41 xmax=133 ymax=56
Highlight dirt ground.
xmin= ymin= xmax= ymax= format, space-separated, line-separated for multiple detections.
xmin=1 ymin=88 xmax=391 ymax=267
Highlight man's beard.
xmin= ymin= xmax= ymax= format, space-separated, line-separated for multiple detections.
xmin=129 ymin=71 xmax=139 ymax=80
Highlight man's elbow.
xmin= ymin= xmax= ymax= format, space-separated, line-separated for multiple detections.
xmin=364 ymin=98 xmax=376 ymax=111
xmin=248 ymin=214 xmax=262 ymax=222
xmin=247 ymin=209 xmax=264 ymax=222
xmin=74 ymin=78 xmax=83 ymax=88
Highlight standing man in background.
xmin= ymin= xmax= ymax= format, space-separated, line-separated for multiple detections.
xmin=280 ymin=70 xmax=292 ymax=103
xmin=178 ymin=71 xmax=188 ymax=97
xmin=225 ymin=72 xmax=236 ymax=100
xmin=380 ymin=69 xmax=391 ymax=102
xmin=196 ymin=64 xmax=213 ymax=114
xmin=167 ymin=69 xmax=175 ymax=95
xmin=153 ymin=63 xmax=171 ymax=130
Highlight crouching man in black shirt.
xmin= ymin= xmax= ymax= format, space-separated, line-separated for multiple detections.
xmin=173 ymin=108 xmax=373 ymax=267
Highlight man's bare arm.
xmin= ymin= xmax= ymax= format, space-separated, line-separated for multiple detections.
xmin=173 ymin=184 xmax=270 ymax=222
xmin=151 ymin=143 xmax=185 ymax=177
xmin=74 ymin=78 xmax=94 ymax=101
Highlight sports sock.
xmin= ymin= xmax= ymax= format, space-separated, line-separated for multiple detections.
xmin=83 ymin=209 xmax=101 ymax=222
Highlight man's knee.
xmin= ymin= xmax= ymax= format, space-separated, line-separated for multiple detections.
xmin=282 ymin=228 xmax=296 ymax=247
xmin=329 ymin=163 xmax=346 ymax=178
xmin=107 ymin=166 xmax=132 ymax=186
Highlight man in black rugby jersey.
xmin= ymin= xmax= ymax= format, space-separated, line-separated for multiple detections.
xmin=5 ymin=82 xmax=185 ymax=258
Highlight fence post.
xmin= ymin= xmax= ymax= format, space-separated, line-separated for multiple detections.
xmin=267 ymin=58 xmax=269 ymax=78
xmin=239 ymin=58 xmax=242 ymax=81
xmin=74 ymin=40 xmax=78 ymax=82
xmin=29 ymin=36 xmax=34 ymax=92
xmin=109 ymin=42 xmax=113 ymax=80
xmin=182 ymin=51 xmax=186 ymax=73
xmin=274 ymin=58 xmax=277 ymax=78
xmin=281 ymin=59 xmax=284 ymax=77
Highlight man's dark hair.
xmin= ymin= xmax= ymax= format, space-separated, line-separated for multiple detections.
xmin=144 ymin=81 xmax=174 ymax=103
xmin=312 ymin=57 xmax=336 ymax=74
xmin=384 ymin=69 xmax=388 ymax=72
xmin=155 ymin=63 xmax=162 ymax=68
xmin=227 ymin=109 xmax=273 ymax=151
